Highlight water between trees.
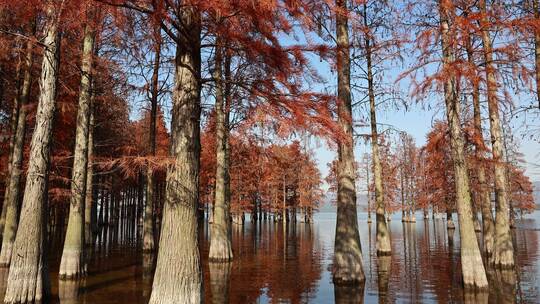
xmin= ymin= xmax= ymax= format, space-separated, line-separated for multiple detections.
xmin=0 ymin=211 xmax=538 ymax=303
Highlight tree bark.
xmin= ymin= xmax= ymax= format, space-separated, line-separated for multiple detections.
xmin=84 ymin=105 xmax=95 ymax=246
xmin=478 ymin=0 xmax=515 ymax=269
xmin=148 ymin=6 xmax=202 ymax=304
xmin=439 ymin=0 xmax=488 ymax=289
xmin=0 ymin=47 xmax=23 ymax=236
xmin=0 ymin=35 xmax=34 ymax=267
xmin=209 ymin=39 xmax=233 ymax=262
xmin=364 ymin=3 xmax=391 ymax=256
xmin=60 ymin=13 xmax=96 ymax=279
xmin=143 ymin=26 xmax=161 ymax=253
xmin=333 ymin=0 xmax=365 ymax=284
xmin=468 ymin=34 xmax=495 ymax=254
xmin=4 ymin=1 xmax=63 ymax=301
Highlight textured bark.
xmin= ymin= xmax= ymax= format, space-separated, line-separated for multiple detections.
xmin=209 ymin=40 xmax=233 ymax=262
xmin=333 ymin=0 xmax=365 ymax=284
xmin=84 ymin=106 xmax=95 ymax=246
xmin=148 ymin=6 xmax=202 ymax=304
xmin=60 ymin=15 xmax=96 ymax=279
xmin=0 ymin=37 xmax=33 ymax=267
xmin=468 ymin=36 xmax=495 ymax=254
xmin=478 ymin=0 xmax=514 ymax=269
xmin=439 ymin=0 xmax=488 ymax=289
xmin=4 ymin=2 xmax=62 ymax=301
xmin=143 ymin=27 xmax=161 ymax=253
xmin=364 ymin=3 xmax=391 ymax=256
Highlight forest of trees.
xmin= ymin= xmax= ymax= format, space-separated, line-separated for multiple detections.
xmin=0 ymin=0 xmax=538 ymax=303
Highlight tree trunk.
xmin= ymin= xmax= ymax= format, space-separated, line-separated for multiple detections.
xmin=479 ymin=0 xmax=514 ymax=269
xmin=84 ymin=106 xmax=95 ymax=246
xmin=0 ymin=44 xmax=23 ymax=236
xmin=60 ymin=15 xmax=96 ymax=279
xmin=209 ymin=39 xmax=233 ymax=262
xmin=439 ymin=0 xmax=488 ymax=289
xmin=143 ymin=26 xmax=161 ymax=253
xmin=364 ymin=3 xmax=391 ymax=256
xmin=333 ymin=0 xmax=365 ymax=284
xmin=0 ymin=35 xmax=34 ymax=267
xmin=4 ymin=2 xmax=63 ymax=301
xmin=148 ymin=6 xmax=202 ymax=304
xmin=466 ymin=37 xmax=495 ymax=255
xmin=534 ymin=0 xmax=540 ymax=108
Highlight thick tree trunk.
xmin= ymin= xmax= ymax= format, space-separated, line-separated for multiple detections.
xmin=333 ymin=0 xmax=365 ymax=284
xmin=209 ymin=40 xmax=233 ymax=262
xmin=4 ymin=2 xmax=63 ymax=301
xmin=439 ymin=0 xmax=488 ymax=289
xmin=364 ymin=3 xmax=391 ymax=256
xmin=0 ymin=36 xmax=33 ymax=267
xmin=84 ymin=106 xmax=95 ymax=246
xmin=60 ymin=15 xmax=96 ymax=279
xmin=479 ymin=0 xmax=514 ymax=269
xmin=148 ymin=6 xmax=202 ymax=304
xmin=143 ymin=27 xmax=161 ymax=253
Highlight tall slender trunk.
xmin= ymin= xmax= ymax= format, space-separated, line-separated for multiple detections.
xmin=149 ymin=6 xmax=202 ymax=303
xmin=60 ymin=13 xmax=96 ymax=279
xmin=0 ymin=47 xmax=23 ymax=236
xmin=366 ymin=160 xmax=371 ymax=223
xmin=534 ymin=0 xmax=540 ymax=108
xmin=84 ymin=105 xmax=95 ymax=246
xmin=478 ymin=0 xmax=514 ymax=268
xmin=4 ymin=2 xmax=63 ymax=301
xmin=466 ymin=33 xmax=495 ymax=255
xmin=209 ymin=38 xmax=233 ymax=262
xmin=364 ymin=3 xmax=391 ymax=256
xmin=333 ymin=0 xmax=365 ymax=284
xmin=439 ymin=0 xmax=488 ymax=289
xmin=143 ymin=27 xmax=161 ymax=253
xmin=0 ymin=34 xmax=34 ymax=266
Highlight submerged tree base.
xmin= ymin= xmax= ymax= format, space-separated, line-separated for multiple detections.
xmin=208 ymin=238 xmax=233 ymax=262
xmin=59 ymin=249 xmax=86 ymax=280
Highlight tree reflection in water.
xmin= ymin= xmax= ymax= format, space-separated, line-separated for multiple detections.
xmin=0 ymin=212 xmax=538 ymax=303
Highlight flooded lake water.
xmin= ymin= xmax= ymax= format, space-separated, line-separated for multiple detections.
xmin=1 ymin=211 xmax=539 ymax=303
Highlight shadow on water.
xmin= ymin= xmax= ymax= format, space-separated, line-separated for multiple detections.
xmin=0 ymin=211 xmax=539 ymax=303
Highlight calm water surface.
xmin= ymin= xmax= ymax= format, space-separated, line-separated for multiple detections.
xmin=1 ymin=211 xmax=539 ymax=303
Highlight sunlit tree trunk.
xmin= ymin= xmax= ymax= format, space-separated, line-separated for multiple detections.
xmin=439 ymin=0 xmax=488 ymax=289
xmin=4 ymin=2 xmax=63 ymax=301
xmin=333 ymin=0 xmax=365 ymax=284
xmin=143 ymin=27 xmax=161 ymax=253
xmin=149 ymin=6 xmax=202 ymax=304
xmin=60 ymin=14 xmax=96 ymax=279
xmin=209 ymin=39 xmax=233 ymax=262
xmin=0 ymin=35 xmax=34 ymax=266
xmin=364 ymin=3 xmax=391 ymax=255
xmin=468 ymin=37 xmax=495 ymax=253
xmin=84 ymin=106 xmax=95 ymax=246
xmin=478 ymin=0 xmax=514 ymax=268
